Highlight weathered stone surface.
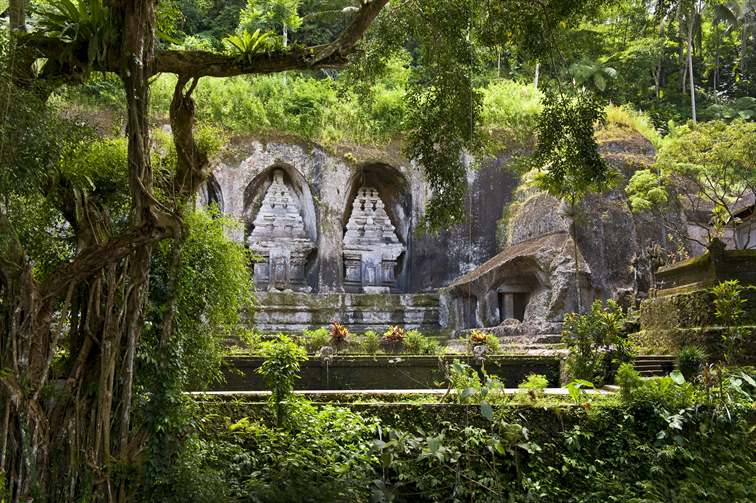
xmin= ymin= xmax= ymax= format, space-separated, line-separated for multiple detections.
xmin=343 ymin=187 xmax=405 ymax=292
xmin=206 ymin=137 xmax=519 ymax=294
xmin=247 ymin=169 xmax=316 ymax=291
xmin=442 ymin=130 xmax=700 ymax=334
xmin=442 ymin=232 xmax=590 ymax=333
xmin=204 ymin=130 xmax=700 ymax=336
xmin=252 ymin=291 xmax=442 ymax=334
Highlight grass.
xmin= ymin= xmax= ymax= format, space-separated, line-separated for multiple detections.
xmin=56 ymin=71 xmax=661 ymax=159
xmin=604 ymin=104 xmax=663 ymax=148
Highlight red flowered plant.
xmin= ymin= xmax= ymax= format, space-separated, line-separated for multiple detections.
xmin=329 ymin=322 xmax=350 ymax=350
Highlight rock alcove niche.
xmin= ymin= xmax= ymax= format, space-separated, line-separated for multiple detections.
xmin=342 ymin=163 xmax=412 ymax=293
xmin=243 ymin=165 xmax=318 ymax=292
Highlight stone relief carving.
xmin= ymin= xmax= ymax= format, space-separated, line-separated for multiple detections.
xmin=247 ymin=169 xmax=315 ymax=291
xmin=343 ymin=187 xmax=404 ymax=293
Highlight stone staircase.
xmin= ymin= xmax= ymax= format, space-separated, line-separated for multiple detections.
xmin=633 ymin=355 xmax=675 ymax=377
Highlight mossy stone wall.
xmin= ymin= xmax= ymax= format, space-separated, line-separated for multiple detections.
xmin=214 ymin=355 xmax=562 ymax=391
xmin=636 ymin=287 xmax=756 ymax=360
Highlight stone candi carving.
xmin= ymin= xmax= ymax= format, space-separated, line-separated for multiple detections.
xmin=247 ymin=169 xmax=315 ymax=291
xmin=343 ymin=187 xmax=404 ymax=293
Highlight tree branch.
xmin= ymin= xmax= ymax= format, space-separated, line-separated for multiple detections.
xmin=19 ymin=0 xmax=389 ymax=79
xmin=39 ymin=223 xmax=168 ymax=303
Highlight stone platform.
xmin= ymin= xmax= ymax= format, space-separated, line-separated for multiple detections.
xmin=252 ymin=291 xmax=442 ymax=334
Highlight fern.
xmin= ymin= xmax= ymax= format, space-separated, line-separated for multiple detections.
xmin=33 ymin=0 xmax=118 ymax=67
xmin=223 ymin=29 xmax=275 ymax=63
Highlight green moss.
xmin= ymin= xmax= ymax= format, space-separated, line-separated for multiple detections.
xmin=640 ymin=288 xmax=756 ymax=330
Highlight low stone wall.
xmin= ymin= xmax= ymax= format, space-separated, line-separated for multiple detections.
xmin=252 ymin=291 xmax=442 ymax=334
xmin=216 ymin=354 xmax=562 ymax=391
xmin=190 ymin=395 xmax=581 ymax=431
xmin=641 ymin=288 xmax=756 ymax=329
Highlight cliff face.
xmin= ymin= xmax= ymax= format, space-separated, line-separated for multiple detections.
xmin=441 ymin=128 xmax=697 ymax=333
xmin=205 ymin=128 xmax=691 ymax=325
xmin=500 ymin=130 xmax=691 ymax=310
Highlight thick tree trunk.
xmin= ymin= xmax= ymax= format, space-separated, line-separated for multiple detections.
xmin=1 ymin=0 xmax=388 ymax=499
xmin=0 ymin=1 xmax=159 ymax=500
xmin=8 ymin=0 xmax=26 ymax=32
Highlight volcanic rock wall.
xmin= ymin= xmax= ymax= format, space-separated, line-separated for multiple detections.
xmin=204 ymin=136 xmax=519 ymax=294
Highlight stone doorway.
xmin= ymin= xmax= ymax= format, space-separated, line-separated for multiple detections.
xmin=498 ymin=291 xmax=529 ymax=322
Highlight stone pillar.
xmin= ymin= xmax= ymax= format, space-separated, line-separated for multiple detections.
xmin=502 ymin=293 xmax=515 ymax=320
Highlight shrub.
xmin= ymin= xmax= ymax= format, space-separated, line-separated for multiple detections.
xmin=468 ymin=330 xmax=500 ymax=353
xmin=224 ymin=403 xmax=378 ymax=502
xmin=256 ymin=335 xmax=307 ymax=426
xmin=627 ymin=372 xmax=696 ymax=410
xmin=677 ymin=345 xmax=707 ymax=381
xmin=361 ymin=330 xmax=381 ymax=355
xmin=404 ymin=329 xmax=426 ymax=354
xmin=421 ymin=337 xmax=441 ymax=355
xmin=711 ymin=279 xmax=748 ymax=365
xmin=448 ymin=360 xmax=502 ymax=418
xmin=449 ymin=359 xmax=482 ymax=397
xmin=302 ymin=327 xmax=330 ymax=353
xmin=562 ymin=300 xmax=635 ymax=386
xmin=518 ymin=374 xmax=549 ymax=391
xmin=485 ymin=334 xmax=501 ymax=353
xmin=238 ymin=328 xmax=262 ymax=353
xmin=328 ymin=322 xmax=349 ymax=351
xmin=615 ymin=362 xmax=642 ymax=402
xmin=469 ymin=329 xmax=488 ymax=346
xmin=403 ymin=330 xmax=440 ymax=355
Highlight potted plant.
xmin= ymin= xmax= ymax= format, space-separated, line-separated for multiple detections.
xmin=381 ymin=325 xmax=406 ymax=354
xmin=469 ymin=329 xmax=489 ymax=350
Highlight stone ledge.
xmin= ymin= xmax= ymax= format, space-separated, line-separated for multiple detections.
xmin=251 ymin=292 xmax=443 ymax=334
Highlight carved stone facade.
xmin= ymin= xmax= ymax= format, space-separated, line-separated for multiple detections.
xmin=247 ymin=169 xmax=315 ymax=291
xmin=343 ymin=187 xmax=405 ymax=292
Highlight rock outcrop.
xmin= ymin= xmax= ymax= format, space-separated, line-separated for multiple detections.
xmin=204 ymin=128 xmax=695 ymax=334
xmin=443 ymin=129 xmax=691 ymax=334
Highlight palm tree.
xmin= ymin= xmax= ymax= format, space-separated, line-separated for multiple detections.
xmin=677 ymin=0 xmax=703 ymax=122
xmin=568 ymin=58 xmax=618 ymax=93
xmin=714 ymin=0 xmax=755 ymax=84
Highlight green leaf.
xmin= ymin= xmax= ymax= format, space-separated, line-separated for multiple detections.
xmin=594 ymin=73 xmax=606 ymax=92
xmin=480 ymin=401 xmax=494 ymax=421
xmin=460 ymin=387 xmax=476 ymax=399
xmin=670 ymin=370 xmax=685 ymax=385
xmin=740 ymin=372 xmax=756 ymax=388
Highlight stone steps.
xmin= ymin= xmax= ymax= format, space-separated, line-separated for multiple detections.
xmin=251 ymin=291 xmax=442 ymax=335
xmin=633 ymin=355 xmax=675 ymax=377
xmin=190 ymin=387 xmax=615 ymax=398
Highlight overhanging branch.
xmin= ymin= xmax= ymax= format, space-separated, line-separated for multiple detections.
xmin=154 ymin=47 xmax=346 ymax=77
xmin=19 ymin=0 xmax=389 ymax=79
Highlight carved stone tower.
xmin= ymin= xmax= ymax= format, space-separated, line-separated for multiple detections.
xmin=343 ymin=187 xmax=404 ymax=293
xmin=247 ymin=169 xmax=315 ymax=291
